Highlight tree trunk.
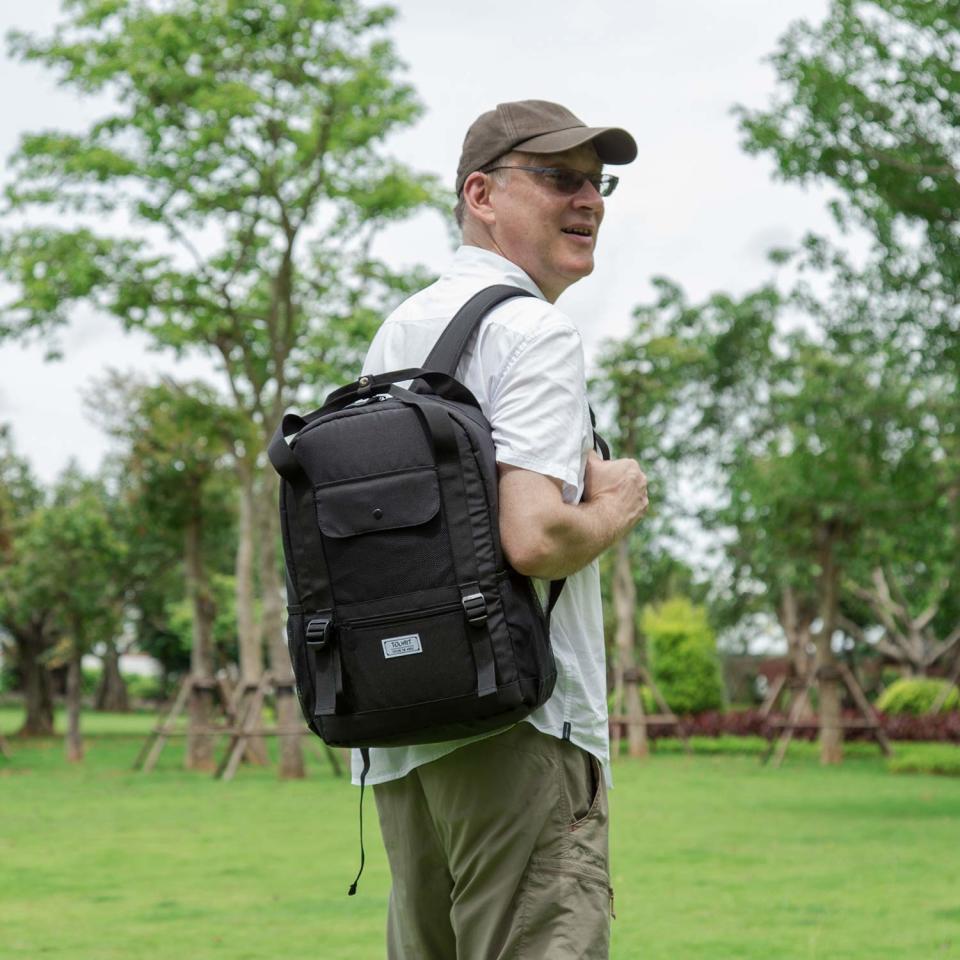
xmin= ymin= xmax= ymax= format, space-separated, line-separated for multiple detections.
xmin=65 ymin=642 xmax=83 ymax=763
xmin=776 ymin=586 xmax=816 ymax=719
xmin=613 ymin=539 xmax=647 ymax=758
xmin=14 ymin=621 xmax=55 ymax=736
xmin=185 ymin=507 xmax=217 ymax=771
xmin=235 ymin=456 xmax=268 ymax=765
xmin=95 ymin=638 xmax=129 ymax=712
xmin=258 ymin=467 xmax=304 ymax=779
xmin=815 ymin=530 xmax=843 ymax=765
xmin=236 ymin=456 xmax=262 ymax=684
xmin=778 ymin=586 xmax=814 ymax=678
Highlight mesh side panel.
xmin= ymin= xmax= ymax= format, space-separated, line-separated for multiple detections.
xmin=323 ymin=514 xmax=455 ymax=604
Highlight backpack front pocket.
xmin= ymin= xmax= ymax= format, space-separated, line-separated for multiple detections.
xmin=314 ymin=466 xmax=454 ymax=603
xmin=338 ymin=602 xmax=478 ymax=713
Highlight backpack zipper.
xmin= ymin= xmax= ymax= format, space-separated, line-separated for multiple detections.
xmin=343 ymin=600 xmax=462 ymax=630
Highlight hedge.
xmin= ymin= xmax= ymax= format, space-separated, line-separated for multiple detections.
xmin=620 ymin=707 xmax=960 ymax=744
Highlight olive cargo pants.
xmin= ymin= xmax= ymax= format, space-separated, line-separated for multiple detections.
xmin=373 ymin=722 xmax=612 ymax=959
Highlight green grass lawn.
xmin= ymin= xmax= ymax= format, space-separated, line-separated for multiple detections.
xmin=1 ymin=707 xmax=959 ymax=959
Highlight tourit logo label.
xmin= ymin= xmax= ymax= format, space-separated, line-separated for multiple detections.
xmin=381 ymin=633 xmax=423 ymax=659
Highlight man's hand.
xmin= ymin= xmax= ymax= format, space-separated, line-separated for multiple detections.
xmin=583 ymin=451 xmax=648 ymax=533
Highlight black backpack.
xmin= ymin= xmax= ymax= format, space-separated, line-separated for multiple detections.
xmin=268 ymin=285 xmax=565 ymax=755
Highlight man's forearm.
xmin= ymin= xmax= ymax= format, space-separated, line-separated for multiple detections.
xmin=503 ymin=495 xmax=628 ymax=580
xmin=499 ymin=458 xmax=648 ymax=580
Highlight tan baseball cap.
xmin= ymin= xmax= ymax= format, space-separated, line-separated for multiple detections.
xmin=456 ymin=99 xmax=637 ymax=195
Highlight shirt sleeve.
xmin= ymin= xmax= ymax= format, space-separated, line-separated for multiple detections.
xmin=488 ymin=318 xmax=589 ymax=504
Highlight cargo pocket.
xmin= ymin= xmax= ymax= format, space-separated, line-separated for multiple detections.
xmin=509 ymin=745 xmax=611 ymax=958
xmin=513 ymin=857 xmax=612 ymax=960
xmin=338 ymin=603 xmax=477 ymax=713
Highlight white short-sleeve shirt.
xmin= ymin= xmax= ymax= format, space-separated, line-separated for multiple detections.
xmin=351 ymin=245 xmax=610 ymax=785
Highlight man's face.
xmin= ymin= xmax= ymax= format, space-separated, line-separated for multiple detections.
xmin=485 ymin=143 xmax=606 ymax=302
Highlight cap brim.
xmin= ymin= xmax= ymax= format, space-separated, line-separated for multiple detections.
xmin=513 ymin=125 xmax=637 ymax=164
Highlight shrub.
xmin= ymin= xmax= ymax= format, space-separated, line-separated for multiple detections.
xmin=125 ymin=673 xmax=165 ymax=703
xmin=642 ymin=596 xmax=725 ymax=714
xmin=82 ymin=666 xmax=102 ymax=697
xmin=0 ymin=661 xmax=16 ymax=695
xmin=876 ymin=677 xmax=959 ymax=716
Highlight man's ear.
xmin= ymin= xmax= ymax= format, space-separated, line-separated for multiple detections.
xmin=462 ymin=171 xmax=496 ymax=227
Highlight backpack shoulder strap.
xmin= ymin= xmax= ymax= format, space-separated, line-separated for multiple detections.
xmin=423 ymin=284 xmax=535 ymax=375
xmin=425 ymin=283 xmax=572 ymax=619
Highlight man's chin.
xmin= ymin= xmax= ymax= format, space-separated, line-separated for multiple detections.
xmin=565 ymin=258 xmax=595 ymax=283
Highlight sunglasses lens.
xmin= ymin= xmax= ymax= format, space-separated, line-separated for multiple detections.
xmin=550 ymin=171 xmax=586 ymax=194
xmin=553 ymin=170 xmax=617 ymax=197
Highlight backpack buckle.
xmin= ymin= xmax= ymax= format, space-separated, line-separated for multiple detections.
xmin=461 ymin=591 xmax=487 ymax=626
xmin=305 ymin=617 xmax=333 ymax=649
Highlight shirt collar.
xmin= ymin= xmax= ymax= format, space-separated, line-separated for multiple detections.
xmin=448 ymin=244 xmax=547 ymax=301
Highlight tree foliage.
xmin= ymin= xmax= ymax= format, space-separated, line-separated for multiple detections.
xmin=94 ymin=374 xmax=242 ymax=676
xmin=0 ymin=1 xmax=443 ymax=773
xmin=1 ymin=0 xmax=443 ymax=418
xmin=40 ymin=469 xmax=129 ymax=658
xmin=737 ymin=0 xmax=960 ymax=300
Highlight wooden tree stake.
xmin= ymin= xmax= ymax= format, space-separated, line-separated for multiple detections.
xmin=609 ymin=665 xmax=691 ymax=757
xmin=931 ymin=652 xmax=960 ymax=713
xmin=134 ymin=671 xmax=341 ymax=780
xmin=762 ymin=660 xmax=891 ymax=767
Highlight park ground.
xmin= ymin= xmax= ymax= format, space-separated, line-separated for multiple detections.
xmin=1 ymin=707 xmax=959 ymax=960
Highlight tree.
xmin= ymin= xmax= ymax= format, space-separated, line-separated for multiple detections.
xmin=717 ymin=328 xmax=939 ymax=760
xmin=748 ymin=241 xmax=960 ymax=690
xmin=94 ymin=634 xmax=132 ymax=713
xmin=0 ymin=427 xmax=55 ymax=736
xmin=97 ymin=376 xmax=242 ymax=770
xmin=18 ymin=469 xmax=129 ymax=760
xmin=737 ymin=0 xmax=960 ymax=305
xmin=627 ymin=273 xmax=943 ymax=762
xmin=841 ymin=567 xmax=960 ymax=677
xmin=737 ymin=7 xmax=960 ymax=656
xmin=592 ymin=290 xmax=707 ymax=755
xmin=0 ymin=0 xmax=444 ymax=776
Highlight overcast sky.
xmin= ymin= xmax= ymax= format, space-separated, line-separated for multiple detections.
xmin=0 ymin=0 xmax=837 ymax=484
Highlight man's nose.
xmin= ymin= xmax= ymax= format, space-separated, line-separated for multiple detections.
xmin=573 ymin=180 xmax=604 ymax=215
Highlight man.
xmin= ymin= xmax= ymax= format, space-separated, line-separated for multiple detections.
xmin=356 ymin=99 xmax=648 ymax=959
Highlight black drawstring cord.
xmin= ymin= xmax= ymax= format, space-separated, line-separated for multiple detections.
xmin=348 ymin=747 xmax=371 ymax=896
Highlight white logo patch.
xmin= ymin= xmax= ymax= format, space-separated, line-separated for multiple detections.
xmin=382 ymin=633 xmax=423 ymax=659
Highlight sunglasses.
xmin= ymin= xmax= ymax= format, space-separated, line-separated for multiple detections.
xmin=482 ymin=164 xmax=619 ymax=198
